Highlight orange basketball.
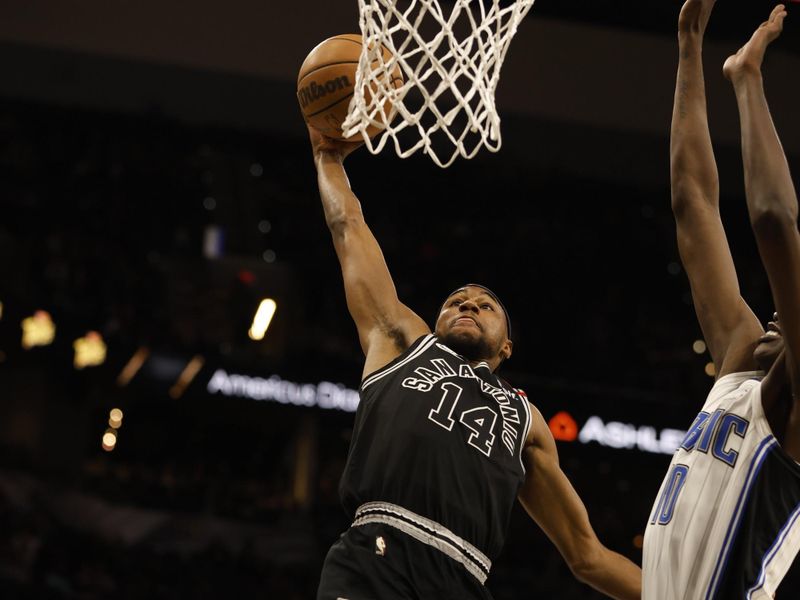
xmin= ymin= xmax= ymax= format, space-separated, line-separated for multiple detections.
xmin=297 ymin=34 xmax=403 ymax=140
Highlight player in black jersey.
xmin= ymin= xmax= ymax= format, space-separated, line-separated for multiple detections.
xmin=307 ymin=126 xmax=642 ymax=599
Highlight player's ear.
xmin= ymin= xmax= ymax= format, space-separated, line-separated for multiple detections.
xmin=501 ymin=339 xmax=513 ymax=361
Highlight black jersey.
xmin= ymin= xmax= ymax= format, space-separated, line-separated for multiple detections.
xmin=338 ymin=334 xmax=532 ymax=583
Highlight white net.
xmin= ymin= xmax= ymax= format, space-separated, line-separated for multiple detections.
xmin=342 ymin=0 xmax=536 ymax=168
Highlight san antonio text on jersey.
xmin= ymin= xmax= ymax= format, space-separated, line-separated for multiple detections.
xmin=338 ymin=334 xmax=532 ymax=584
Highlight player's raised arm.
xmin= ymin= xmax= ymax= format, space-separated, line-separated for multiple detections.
xmin=670 ymin=0 xmax=763 ymax=377
xmin=309 ymin=126 xmax=430 ymax=378
xmin=724 ymin=6 xmax=800 ymax=438
xmin=518 ymin=407 xmax=642 ymax=600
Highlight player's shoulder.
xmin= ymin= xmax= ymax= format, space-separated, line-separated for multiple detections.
xmin=491 ymin=377 xmax=535 ymax=441
xmin=708 ymin=370 xmax=763 ymax=398
xmin=702 ymin=370 xmax=764 ymax=413
xmin=497 ymin=378 xmax=535 ymax=411
xmin=361 ymin=333 xmax=438 ymax=390
xmin=494 ymin=374 xmax=523 ymax=395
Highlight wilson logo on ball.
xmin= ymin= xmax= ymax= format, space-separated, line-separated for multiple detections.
xmin=297 ymin=76 xmax=353 ymax=109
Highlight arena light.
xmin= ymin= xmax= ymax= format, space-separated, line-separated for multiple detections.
xmin=692 ymin=340 xmax=707 ymax=354
xmin=203 ymin=225 xmax=224 ymax=259
xmin=73 ymin=331 xmax=107 ymax=369
xmin=109 ymin=408 xmax=124 ymax=429
xmin=705 ymin=362 xmax=716 ymax=377
xmin=548 ymin=411 xmax=578 ymax=442
xmin=248 ymin=298 xmax=277 ymax=341
xmin=102 ymin=429 xmax=117 ymax=452
xmin=117 ymin=348 xmax=150 ymax=387
xmin=169 ymin=355 xmax=205 ymax=399
xmin=21 ymin=310 xmax=55 ymax=349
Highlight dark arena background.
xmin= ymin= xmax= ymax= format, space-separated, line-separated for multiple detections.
xmin=1 ymin=1 xmax=800 ymax=598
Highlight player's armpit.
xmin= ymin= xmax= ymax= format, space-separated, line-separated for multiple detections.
xmin=359 ymin=304 xmax=431 ymax=380
xmin=518 ymin=408 xmax=641 ymax=600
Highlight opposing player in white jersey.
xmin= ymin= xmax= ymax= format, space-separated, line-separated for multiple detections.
xmin=643 ymin=2 xmax=800 ymax=598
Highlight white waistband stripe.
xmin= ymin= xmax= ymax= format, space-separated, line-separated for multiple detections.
xmin=352 ymin=501 xmax=491 ymax=584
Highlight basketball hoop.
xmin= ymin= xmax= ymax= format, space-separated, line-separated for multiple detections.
xmin=342 ymin=0 xmax=536 ymax=168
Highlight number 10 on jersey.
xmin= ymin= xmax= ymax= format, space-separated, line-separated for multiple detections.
xmin=651 ymin=464 xmax=690 ymax=525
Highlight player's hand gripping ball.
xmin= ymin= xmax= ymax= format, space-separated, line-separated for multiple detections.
xmin=297 ymin=34 xmax=404 ymax=140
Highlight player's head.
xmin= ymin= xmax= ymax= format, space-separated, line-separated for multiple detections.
xmin=753 ymin=311 xmax=784 ymax=371
xmin=434 ymin=284 xmax=512 ymax=369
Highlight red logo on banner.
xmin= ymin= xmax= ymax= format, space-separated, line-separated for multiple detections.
xmin=549 ymin=411 xmax=579 ymax=442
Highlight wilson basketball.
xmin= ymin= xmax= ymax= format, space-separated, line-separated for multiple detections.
xmin=297 ymin=34 xmax=403 ymax=140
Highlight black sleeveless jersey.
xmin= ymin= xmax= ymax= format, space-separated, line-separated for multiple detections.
xmin=339 ymin=334 xmax=532 ymax=565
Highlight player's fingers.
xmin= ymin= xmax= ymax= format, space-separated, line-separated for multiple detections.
xmin=769 ymin=11 xmax=787 ymax=35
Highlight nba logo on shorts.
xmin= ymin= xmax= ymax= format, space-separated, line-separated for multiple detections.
xmin=375 ymin=536 xmax=386 ymax=556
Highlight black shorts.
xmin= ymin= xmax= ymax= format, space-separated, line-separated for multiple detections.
xmin=317 ymin=523 xmax=494 ymax=600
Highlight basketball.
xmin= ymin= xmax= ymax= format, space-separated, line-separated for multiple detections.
xmin=297 ymin=34 xmax=403 ymax=140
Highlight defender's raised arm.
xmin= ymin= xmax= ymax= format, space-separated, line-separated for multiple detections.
xmin=724 ymin=5 xmax=800 ymax=455
xmin=670 ymin=0 xmax=763 ymax=378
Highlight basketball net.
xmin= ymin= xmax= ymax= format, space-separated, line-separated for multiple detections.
xmin=342 ymin=0 xmax=535 ymax=168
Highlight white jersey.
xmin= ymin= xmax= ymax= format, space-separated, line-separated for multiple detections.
xmin=643 ymin=372 xmax=800 ymax=600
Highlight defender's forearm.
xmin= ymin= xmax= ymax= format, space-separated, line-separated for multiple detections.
xmin=671 ymin=31 xmax=719 ymax=210
xmin=733 ymin=74 xmax=798 ymax=224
